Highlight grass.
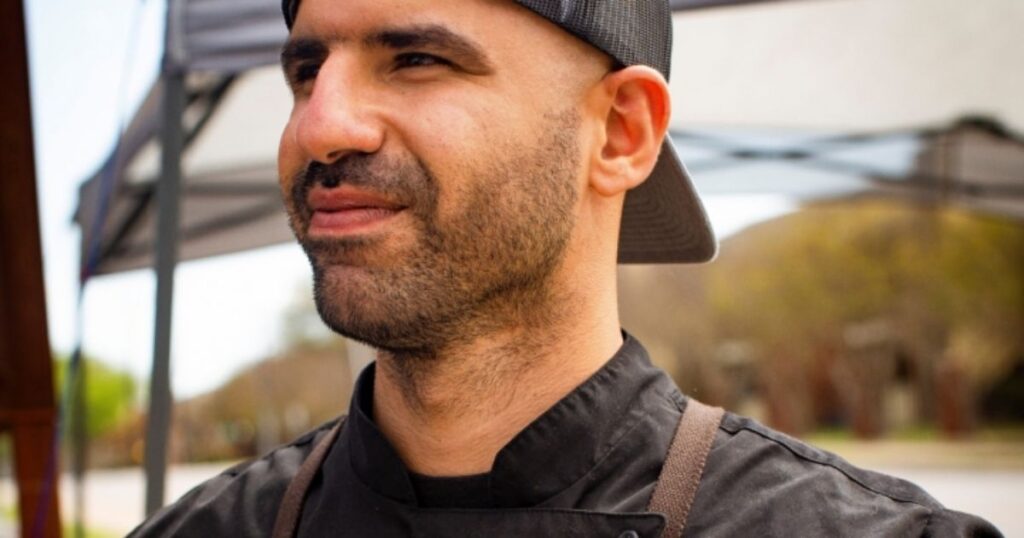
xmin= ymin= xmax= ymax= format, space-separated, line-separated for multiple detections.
xmin=63 ymin=522 xmax=120 ymax=538
xmin=801 ymin=425 xmax=1024 ymax=470
xmin=804 ymin=424 xmax=1024 ymax=443
xmin=973 ymin=423 xmax=1024 ymax=442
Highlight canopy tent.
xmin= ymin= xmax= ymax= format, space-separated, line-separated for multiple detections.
xmin=674 ymin=117 xmax=1024 ymax=216
xmin=76 ymin=0 xmax=1024 ymax=276
xmin=72 ymin=0 xmax=1024 ymax=516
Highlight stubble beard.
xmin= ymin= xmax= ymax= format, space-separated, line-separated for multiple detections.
xmin=284 ymin=109 xmax=581 ymax=362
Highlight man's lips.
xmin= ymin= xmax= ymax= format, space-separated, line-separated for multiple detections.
xmin=306 ymin=186 xmax=406 ymax=236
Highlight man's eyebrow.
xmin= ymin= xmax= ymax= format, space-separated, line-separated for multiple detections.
xmin=364 ymin=24 xmax=493 ymax=70
xmin=280 ymin=37 xmax=328 ymax=70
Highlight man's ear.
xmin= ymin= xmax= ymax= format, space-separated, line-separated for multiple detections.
xmin=590 ymin=66 xmax=671 ymax=197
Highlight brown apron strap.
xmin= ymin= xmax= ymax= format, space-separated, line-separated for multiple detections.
xmin=647 ymin=399 xmax=724 ymax=538
xmin=272 ymin=402 xmax=719 ymax=538
xmin=271 ymin=417 xmax=347 ymax=538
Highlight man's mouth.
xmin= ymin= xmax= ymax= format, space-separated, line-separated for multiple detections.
xmin=306 ymin=186 xmax=406 ymax=237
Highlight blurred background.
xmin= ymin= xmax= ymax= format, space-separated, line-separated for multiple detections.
xmin=1 ymin=0 xmax=1022 ymax=536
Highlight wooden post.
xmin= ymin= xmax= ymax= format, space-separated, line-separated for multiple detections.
xmin=0 ymin=2 xmax=62 ymax=537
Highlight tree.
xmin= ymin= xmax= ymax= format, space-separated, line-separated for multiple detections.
xmin=53 ymin=354 xmax=138 ymax=440
xmin=621 ymin=199 xmax=1024 ymax=437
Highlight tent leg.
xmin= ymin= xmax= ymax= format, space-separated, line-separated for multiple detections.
xmin=144 ymin=68 xmax=186 ymax=517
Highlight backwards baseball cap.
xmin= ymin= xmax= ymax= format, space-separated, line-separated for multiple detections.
xmin=281 ymin=0 xmax=717 ymax=263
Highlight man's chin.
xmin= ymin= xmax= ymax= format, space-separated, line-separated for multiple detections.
xmin=312 ymin=297 xmax=440 ymax=354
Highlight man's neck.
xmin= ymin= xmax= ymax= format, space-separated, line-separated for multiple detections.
xmin=371 ymin=294 xmax=622 ymax=476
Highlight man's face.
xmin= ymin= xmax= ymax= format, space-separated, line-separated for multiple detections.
xmin=278 ymin=0 xmax=599 ymax=354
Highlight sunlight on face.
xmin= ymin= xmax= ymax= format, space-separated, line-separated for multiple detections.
xmin=275 ymin=0 xmax=604 ymax=354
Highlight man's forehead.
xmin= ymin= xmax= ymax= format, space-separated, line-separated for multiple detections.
xmin=292 ymin=0 xmax=530 ymax=38
xmin=288 ymin=0 xmax=595 ymax=60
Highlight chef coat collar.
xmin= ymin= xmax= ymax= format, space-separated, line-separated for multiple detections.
xmin=340 ymin=332 xmax=670 ymax=508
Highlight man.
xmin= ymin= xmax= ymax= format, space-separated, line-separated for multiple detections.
xmin=131 ymin=0 xmax=1001 ymax=536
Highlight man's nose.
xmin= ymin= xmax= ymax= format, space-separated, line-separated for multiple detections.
xmin=293 ymin=62 xmax=384 ymax=164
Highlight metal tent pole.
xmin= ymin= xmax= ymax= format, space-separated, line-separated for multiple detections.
xmin=144 ymin=67 xmax=186 ymax=516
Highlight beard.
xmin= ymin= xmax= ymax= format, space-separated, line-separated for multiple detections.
xmin=283 ymin=109 xmax=581 ymax=357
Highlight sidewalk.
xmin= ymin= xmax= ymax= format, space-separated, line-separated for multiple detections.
xmin=58 ymin=463 xmax=228 ymax=536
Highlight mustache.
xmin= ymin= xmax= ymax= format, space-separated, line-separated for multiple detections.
xmin=292 ymin=154 xmax=426 ymax=211
xmin=289 ymin=152 xmax=439 ymax=226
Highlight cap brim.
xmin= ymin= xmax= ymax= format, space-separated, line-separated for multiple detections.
xmin=617 ymin=138 xmax=717 ymax=264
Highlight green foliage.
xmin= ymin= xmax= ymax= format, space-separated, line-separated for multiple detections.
xmin=52 ymin=355 xmax=138 ymax=440
xmin=707 ymin=201 xmax=1024 ymax=388
xmin=620 ymin=199 xmax=1024 ymax=436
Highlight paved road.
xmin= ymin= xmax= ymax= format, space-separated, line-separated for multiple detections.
xmin=0 ymin=464 xmax=227 ymax=537
xmin=4 ymin=464 xmax=1023 ymax=536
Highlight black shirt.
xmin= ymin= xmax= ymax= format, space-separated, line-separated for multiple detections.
xmin=130 ymin=334 xmax=1002 ymax=537
xmin=407 ymin=473 xmax=492 ymax=509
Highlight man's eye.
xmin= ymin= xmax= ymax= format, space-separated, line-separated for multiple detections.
xmin=394 ymin=53 xmax=451 ymax=70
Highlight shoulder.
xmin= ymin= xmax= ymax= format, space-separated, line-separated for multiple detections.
xmin=127 ymin=419 xmax=341 ymax=538
xmin=685 ymin=411 xmax=1002 ymax=537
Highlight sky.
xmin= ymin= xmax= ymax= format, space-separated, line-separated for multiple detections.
xmin=25 ymin=0 xmax=795 ymax=398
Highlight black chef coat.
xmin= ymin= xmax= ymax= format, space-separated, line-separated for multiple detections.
xmin=129 ymin=334 xmax=1002 ymax=537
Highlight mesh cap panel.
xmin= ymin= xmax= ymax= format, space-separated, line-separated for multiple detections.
xmin=513 ymin=0 xmax=672 ymax=80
